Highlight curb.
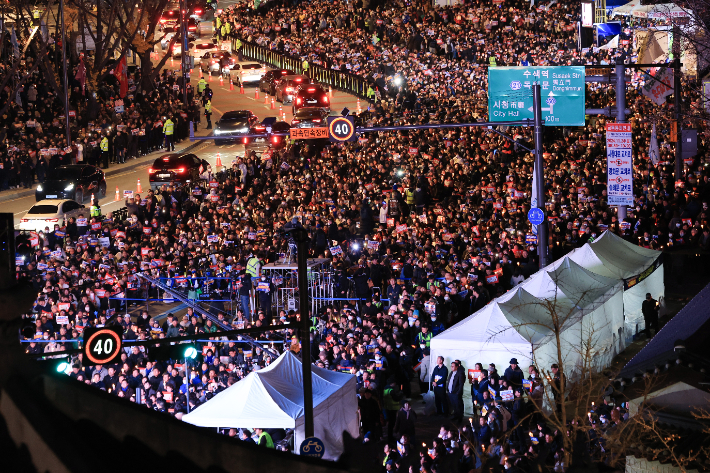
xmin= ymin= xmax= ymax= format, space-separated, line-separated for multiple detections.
xmin=0 ymin=139 xmax=205 ymax=205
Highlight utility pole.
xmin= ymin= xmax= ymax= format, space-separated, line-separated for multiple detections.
xmin=179 ymin=0 xmax=190 ymax=106
xmin=532 ymin=84 xmax=549 ymax=269
xmin=615 ymin=59 xmax=627 ymax=222
xmin=60 ymin=0 xmax=71 ymax=146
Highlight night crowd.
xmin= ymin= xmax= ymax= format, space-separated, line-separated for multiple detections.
xmin=14 ymin=0 xmax=709 ymax=470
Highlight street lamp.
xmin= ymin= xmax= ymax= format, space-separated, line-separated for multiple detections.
xmin=184 ymin=346 xmax=198 ymax=413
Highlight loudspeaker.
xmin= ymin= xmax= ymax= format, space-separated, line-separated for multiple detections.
xmin=0 ymin=213 xmax=16 ymax=290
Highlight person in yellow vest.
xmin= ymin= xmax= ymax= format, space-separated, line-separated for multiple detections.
xmin=89 ymin=198 xmax=101 ymax=218
xmin=197 ymin=77 xmax=207 ymax=95
xmin=302 ymin=58 xmax=309 ymax=76
xmin=489 ymin=55 xmax=497 ymax=67
xmin=246 ymin=253 xmax=261 ymax=282
xmin=220 ymin=24 xmax=226 ymax=41
xmin=367 ymin=85 xmax=376 ymax=101
xmin=405 ymin=186 xmax=415 ymax=214
xmin=224 ymin=21 xmax=231 ymax=37
xmin=235 ymin=38 xmax=243 ymax=60
xmin=33 ymin=8 xmax=41 ymax=26
xmin=204 ymin=100 xmax=212 ymax=129
xmin=100 ymin=134 xmax=109 ymax=169
xmin=254 ymin=428 xmax=274 ymax=448
xmin=163 ymin=115 xmax=175 ymax=151
xmin=214 ymin=17 xmax=222 ymax=39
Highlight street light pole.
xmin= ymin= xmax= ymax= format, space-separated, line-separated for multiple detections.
xmin=59 ymin=0 xmax=71 ymax=146
xmin=179 ymin=0 xmax=190 ymax=106
xmin=290 ymin=225 xmax=314 ymax=439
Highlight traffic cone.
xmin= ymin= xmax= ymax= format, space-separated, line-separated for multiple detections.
xmin=240 ymin=83 xmax=244 ymax=94
xmin=229 ymin=78 xmax=234 ymax=90
xmin=137 ymin=179 xmax=142 ymax=193
xmin=115 ymin=186 xmax=119 ymax=201
xmin=91 ymin=193 xmax=94 ymax=203
xmin=255 ymin=89 xmax=259 ymax=100
xmin=271 ymin=98 xmax=275 ymax=110
xmin=219 ymin=75 xmax=224 ymax=86
xmin=279 ymin=105 xmax=283 ymax=117
xmin=329 ymin=86 xmax=333 ymax=98
xmin=282 ymin=112 xmax=286 ymax=122
xmin=208 ymin=73 xmax=212 ymax=82
xmin=199 ymin=68 xmax=203 ymax=78
xmin=171 ymin=56 xmax=174 ymax=67
xmin=357 ymin=98 xmax=362 ymax=114
xmin=264 ymin=94 xmax=270 ymax=105
xmin=216 ymin=152 xmax=222 ymax=167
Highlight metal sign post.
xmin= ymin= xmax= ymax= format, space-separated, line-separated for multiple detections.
xmin=532 ymin=84 xmax=549 ymax=269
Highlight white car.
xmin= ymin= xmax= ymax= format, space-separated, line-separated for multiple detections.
xmin=191 ymin=41 xmax=219 ymax=59
xmin=229 ymin=63 xmax=265 ymax=83
xmin=19 ymin=199 xmax=87 ymax=233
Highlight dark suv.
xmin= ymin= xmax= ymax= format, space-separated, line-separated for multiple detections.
xmin=36 ymin=164 xmax=106 ymax=203
xmin=149 ymin=153 xmax=209 ymax=189
xmin=259 ymin=69 xmax=295 ymax=94
xmin=293 ymin=84 xmax=330 ymax=114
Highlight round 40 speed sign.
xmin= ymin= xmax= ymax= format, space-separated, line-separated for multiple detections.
xmin=327 ymin=116 xmax=356 ymax=142
xmin=83 ymin=326 xmax=124 ymax=365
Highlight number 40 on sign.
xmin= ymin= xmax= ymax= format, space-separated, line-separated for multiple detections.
xmin=82 ymin=326 xmax=124 ymax=365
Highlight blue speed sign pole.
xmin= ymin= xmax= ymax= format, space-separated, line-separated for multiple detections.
xmin=532 ymin=84 xmax=549 ymax=268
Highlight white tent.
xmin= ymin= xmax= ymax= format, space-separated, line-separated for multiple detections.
xmin=430 ymin=258 xmax=623 ymax=409
xmin=612 ymin=1 xmax=691 ymax=18
xmin=182 ymin=351 xmax=359 ymax=461
xmin=559 ymin=231 xmax=664 ymax=334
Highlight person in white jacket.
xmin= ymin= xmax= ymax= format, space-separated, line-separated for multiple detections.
xmin=379 ymin=200 xmax=388 ymax=226
xmin=418 ymin=348 xmax=431 ymax=396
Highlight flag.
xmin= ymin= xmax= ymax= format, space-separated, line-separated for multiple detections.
xmin=114 ymin=55 xmax=128 ymax=98
xmin=11 ymin=26 xmax=19 ymax=58
xmin=75 ymin=55 xmax=86 ymax=95
xmin=649 ymin=123 xmax=660 ymax=165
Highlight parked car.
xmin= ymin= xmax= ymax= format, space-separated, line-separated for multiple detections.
xmin=19 ymin=200 xmax=86 ymax=233
xmin=213 ymin=110 xmax=258 ymax=145
xmin=244 ymin=121 xmax=290 ymax=156
xmin=274 ymin=75 xmax=312 ymax=104
xmin=290 ymin=107 xmax=330 ymax=128
xmin=148 ymin=153 xmax=209 ymax=189
xmin=259 ymin=69 xmax=294 ymax=94
xmin=35 ymin=164 xmax=106 ymax=203
xmin=292 ymin=83 xmax=330 ymax=114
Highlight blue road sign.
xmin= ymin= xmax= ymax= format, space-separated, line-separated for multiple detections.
xmin=528 ymin=208 xmax=545 ymax=226
xmin=300 ymin=437 xmax=325 ymax=459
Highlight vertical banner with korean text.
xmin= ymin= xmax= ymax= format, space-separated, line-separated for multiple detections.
xmin=606 ymin=123 xmax=633 ymax=207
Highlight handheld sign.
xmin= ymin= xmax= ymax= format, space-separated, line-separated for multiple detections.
xmin=300 ymin=437 xmax=325 ymax=459
xmin=83 ymin=326 xmax=123 ymax=365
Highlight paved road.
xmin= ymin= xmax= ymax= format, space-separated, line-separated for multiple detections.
xmin=8 ymin=10 xmax=363 ymax=227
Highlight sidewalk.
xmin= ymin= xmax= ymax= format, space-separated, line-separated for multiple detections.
xmin=0 ymin=128 xmax=213 ymax=204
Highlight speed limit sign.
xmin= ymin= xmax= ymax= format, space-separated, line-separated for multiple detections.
xmin=327 ymin=116 xmax=356 ymax=142
xmin=83 ymin=326 xmax=124 ymax=365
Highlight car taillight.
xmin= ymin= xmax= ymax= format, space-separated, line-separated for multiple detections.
xmin=148 ymin=168 xmax=156 ymax=174
xmin=295 ymin=79 xmax=302 ymax=82
xmin=177 ymin=167 xmax=186 ymax=174
xmin=312 ymin=119 xmax=321 ymax=123
xmin=272 ymin=136 xmax=280 ymax=144
xmin=45 ymin=218 xmax=58 ymax=222
xmin=307 ymin=88 xmax=315 ymax=92
xmin=195 ymin=8 xmax=202 ymax=13
xmin=160 ymin=18 xmax=167 ymax=23
xmin=322 ymin=96 xmax=329 ymax=103
xmin=291 ymin=119 xmax=300 ymax=125
xmin=296 ymin=98 xmax=302 ymax=105
xmin=286 ymin=87 xmax=293 ymax=92
xmin=188 ymin=26 xmax=196 ymax=30
xmin=243 ymin=137 xmax=249 ymax=144
xmin=21 ymin=219 xmax=28 ymax=223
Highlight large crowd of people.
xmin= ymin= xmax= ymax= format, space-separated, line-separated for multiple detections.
xmin=14 ymin=0 xmax=709 ymax=469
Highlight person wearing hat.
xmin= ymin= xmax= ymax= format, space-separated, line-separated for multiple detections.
xmin=504 ymin=358 xmax=524 ymax=389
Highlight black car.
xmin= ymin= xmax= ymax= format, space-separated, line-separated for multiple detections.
xmin=213 ymin=110 xmax=258 ymax=145
xmin=291 ymin=107 xmax=330 ymax=129
xmin=293 ymin=84 xmax=330 ymax=114
xmin=149 ymin=153 xmax=209 ymax=189
xmin=259 ymin=69 xmax=294 ymax=94
xmin=244 ymin=121 xmax=291 ymax=156
xmin=36 ymin=164 xmax=106 ymax=203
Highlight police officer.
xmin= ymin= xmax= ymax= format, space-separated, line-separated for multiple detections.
xmin=163 ymin=115 xmax=175 ymax=151
xmin=100 ymin=133 xmax=109 ymax=168
xmin=302 ymin=58 xmax=309 ymax=77
xmin=197 ymin=77 xmax=207 ymax=96
xmin=204 ymin=99 xmax=213 ymax=129
xmin=33 ymin=7 xmax=41 ymax=26
xmin=90 ymin=198 xmax=101 ymax=218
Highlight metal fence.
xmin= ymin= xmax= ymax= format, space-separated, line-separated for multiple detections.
xmin=233 ymin=39 xmax=371 ymax=100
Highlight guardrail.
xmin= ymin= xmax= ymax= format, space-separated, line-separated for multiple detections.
xmin=233 ymin=38 xmax=371 ymax=100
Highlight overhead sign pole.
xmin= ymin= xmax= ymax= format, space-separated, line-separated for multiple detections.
xmin=532 ymin=84 xmax=549 ymax=269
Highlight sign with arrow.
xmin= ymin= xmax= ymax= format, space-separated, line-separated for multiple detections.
xmin=488 ymin=66 xmax=585 ymax=126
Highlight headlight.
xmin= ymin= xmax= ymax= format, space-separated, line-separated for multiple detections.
xmin=64 ymin=183 xmax=74 ymax=191
xmin=37 ymin=185 xmax=43 ymax=192
xmin=238 ymin=127 xmax=248 ymax=133
xmin=214 ymin=129 xmax=223 ymax=135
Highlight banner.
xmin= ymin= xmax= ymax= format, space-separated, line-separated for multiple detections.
xmin=624 ymin=255 xmax=663 ymax=290
xmin=606 ymin=123 xmax=633 ymax=207
xmin=642 ymin=67 xmax=674 ymax=106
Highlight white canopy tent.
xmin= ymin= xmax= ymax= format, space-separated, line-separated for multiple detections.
xmin=182 ymin=351 xmax=359 ymax=461
xmin=612 ymin=1 xmax=691 ymax=19
xmin=556 ymin=231 xmax=664 ymax=334
xmin=430 ymin=258 xmax=623 ymax=409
